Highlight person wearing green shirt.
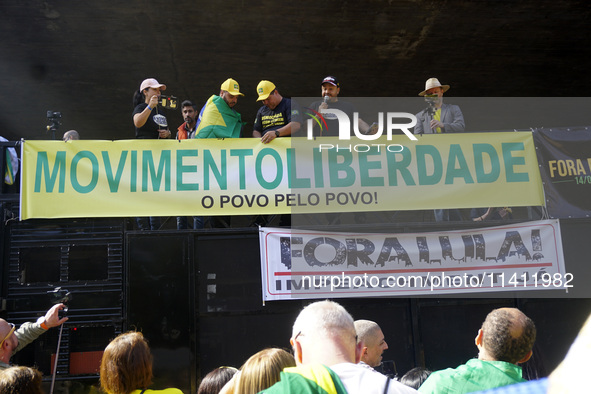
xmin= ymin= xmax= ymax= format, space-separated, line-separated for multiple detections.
xmin=0 ymin=303 xmax=68 ymax=370
xmin=419 ymin=308 xmax=536 ymax=394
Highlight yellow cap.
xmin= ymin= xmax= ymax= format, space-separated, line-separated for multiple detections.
xmin=256 ymin=80 xmax=276 ymax=101
xmin=220 ymin=78 xmax=244 ymax=96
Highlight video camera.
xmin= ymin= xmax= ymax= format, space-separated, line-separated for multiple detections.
xmin=46 ymin=111 xmax=62 ymax=137
xmin=159 ymin=95 xmax=178 ymax=110
xmin=48 ymin=287 xmax=71 ymax=318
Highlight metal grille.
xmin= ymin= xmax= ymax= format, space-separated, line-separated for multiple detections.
xmin=4 ymin=214 xmax=125 ymax=379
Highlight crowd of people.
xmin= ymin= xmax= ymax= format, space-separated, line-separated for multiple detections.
xmin=2 ymin=299 xmax=588 ymax=393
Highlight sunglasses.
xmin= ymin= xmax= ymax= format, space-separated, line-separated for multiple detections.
xmin=0 ymin=323 xmax=16 ymax=348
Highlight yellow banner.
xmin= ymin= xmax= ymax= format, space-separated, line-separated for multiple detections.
xmin=20 ymin=133 xmax=543 ymax=219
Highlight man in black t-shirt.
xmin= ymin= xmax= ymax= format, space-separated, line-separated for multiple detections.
xmin=309 ymin=76 xmax=375 ymax=137
xmin=253 ymin=80 xmax=302 ymax=144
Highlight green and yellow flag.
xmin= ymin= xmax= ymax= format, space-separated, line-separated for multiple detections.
xmin=194 ymin=95 xmax=243 ymax=139
xmin=261 ymin=365 xmax=348 ymax=394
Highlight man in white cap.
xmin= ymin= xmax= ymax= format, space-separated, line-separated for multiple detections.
xmin=253 ymin=80 xmax=302 ymax=144
xmin=414 ymin=77 xmax=464 ymax=135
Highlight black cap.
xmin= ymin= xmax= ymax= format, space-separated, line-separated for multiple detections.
xmin=321 ymin=76 xmax=339 ymax=87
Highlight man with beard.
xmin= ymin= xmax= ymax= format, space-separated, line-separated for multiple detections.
xmin=413 ymin=77 xmax=464 ymax=135
xmin=414 ymin=77 xmax=465 ymax=222
xmin=176 ymin=100 xmax=198 ymax=228
xmin=192 ymin=78 xmax=244 ymax=228
xmin=309 ymin=76 xmax=374 ymax=136
xmin=194 ymin=78 xmax=244 ymax=139
xmin=176 ymin=100 xmax=198 ymax=140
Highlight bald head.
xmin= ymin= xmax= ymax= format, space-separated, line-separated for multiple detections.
xmin=291 ymin=300 xmax=359 ymax=366
xmin=355 ymin=320 xmax=388 ymax=367
xmin=479 ymin=307 xmax=536 ymax=364
xmin=0 ymin=319 xmax=18 ymax=363
xmin=0 ymin=319 xmax=10 ymax=333
xmin=63 ymin=130 xmax=80 ymax=141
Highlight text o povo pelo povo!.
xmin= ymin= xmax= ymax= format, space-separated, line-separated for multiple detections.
xmin=294 ymin=271 xmax=574 ymax=292
xmin=200 ymin=191 xmax=379 ymax=209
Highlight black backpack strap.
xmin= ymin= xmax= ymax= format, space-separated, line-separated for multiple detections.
xmin=383 ymin=377 xmax=391 ymax=394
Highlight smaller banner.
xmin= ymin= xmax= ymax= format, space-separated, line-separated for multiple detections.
xmin=260 ymin=220 xmax=567 ymax=301
xmin=533 ymin=127 xmax=591 ymax=218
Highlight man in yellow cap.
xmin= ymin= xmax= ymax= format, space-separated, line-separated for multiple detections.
xmin=194 ymin=77 xmax=244 ymax=139
xmin=191 ymin=78 xmax=244 ymax=229
xmin=253 ymin=80 xmax=302 ymax=144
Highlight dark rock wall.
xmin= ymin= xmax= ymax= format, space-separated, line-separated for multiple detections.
xmin=1 ymin=0 xmax=590 ymax=141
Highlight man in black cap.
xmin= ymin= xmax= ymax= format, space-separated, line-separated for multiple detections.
xmin=309 ymin=76 xmax=374 ymax=137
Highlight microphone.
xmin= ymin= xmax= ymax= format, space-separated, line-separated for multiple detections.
xmin=323 ymin=95 xmax=329 ymax=104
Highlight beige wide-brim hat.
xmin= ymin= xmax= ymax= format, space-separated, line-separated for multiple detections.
xmin=419 ymin=77 xmax=450 ymax=96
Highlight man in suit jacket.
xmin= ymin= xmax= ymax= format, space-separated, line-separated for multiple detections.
xmin=414 ymin=78 xmax=465 ymax=221
xmin=414 ymin=78 xmax=465 ymax=134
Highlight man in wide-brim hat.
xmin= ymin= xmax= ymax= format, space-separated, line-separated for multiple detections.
xmin=414 ymin=77 xmax=464 ymax=134
xmin=414 ymin=77 xmax=466 ymax=222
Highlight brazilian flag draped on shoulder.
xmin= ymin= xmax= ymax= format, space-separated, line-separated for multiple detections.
xmin=194 ymin=95 xmax=243 ymax=139
xmin=260 ymin=365 xmax=347 ymax=394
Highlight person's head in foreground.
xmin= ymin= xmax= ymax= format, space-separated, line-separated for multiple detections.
xmin=198 ymin=366 xmax=238 ymax=394
xmin=400 ymin=367 xmax=431 ymax=390
xmin=291 ymin=300 xmax=360 ymax=366
xmin=354 ymin=319 xmax=389 ymax=368
xmin=0 ymin=366 xmax=43 ymax=394
xmin=231 ymin=348 xmax=295 ymax=394
xmin=477 ymin=307 xmax=536 ymax=364
xmin=100 ymin=331 xmax=182 ymax=394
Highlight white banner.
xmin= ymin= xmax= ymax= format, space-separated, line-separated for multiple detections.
xmin=259 ymin=220 xmax=568 ymax=301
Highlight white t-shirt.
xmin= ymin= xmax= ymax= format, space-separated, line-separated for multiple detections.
xmin=330 ymin=363 xmax=419 ymax=394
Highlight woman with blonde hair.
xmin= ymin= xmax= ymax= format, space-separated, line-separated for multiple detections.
xmin=0 ymin=366 xmax=43 ymax=394
xmin=222 ymin=348 xmax=295 ymax=394
xmin=100 ymin=331 xmax=183 ymax=394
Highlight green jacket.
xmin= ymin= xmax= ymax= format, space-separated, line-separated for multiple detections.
xmin=0 ymin=322 xmax=46 ymax=370
xmin=418 ymin=359 xmax=525 ymax=394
